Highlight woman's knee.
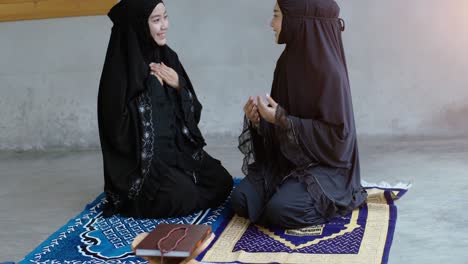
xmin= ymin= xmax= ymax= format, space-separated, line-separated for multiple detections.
xmin=231 ymin=178 xmax=265 ymax=220
xmin=230 ymin=187 xmax=248 ymax=217
xmin=231 ymin=178 xmax=260 ymax=217
xmin=262 ymin=197 xmax=288 ymax=226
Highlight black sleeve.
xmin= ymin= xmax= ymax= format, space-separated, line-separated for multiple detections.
xmin=178 ymin=74 xmax=202 ymax=125
xmin=238 ymin=115 xmax=268 ymax=175
xmin=274 ymin=106 xmax=314 ymax=167
xmin=171 ymin=56 xmax=205 ymax=146
xmin=274 ymin=106 xmax=354 ymax=168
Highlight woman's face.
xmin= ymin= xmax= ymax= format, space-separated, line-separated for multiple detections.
xmin=270 ymin=2 xmax=282 ymax=43
xmin=148 ymin=3 xmax=169 ymax=46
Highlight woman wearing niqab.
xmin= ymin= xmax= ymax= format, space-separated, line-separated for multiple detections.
xmin=233 ymin=0 xmax=368 ymax=228
xmin=98 ymin=0 xmax=233 ymax=218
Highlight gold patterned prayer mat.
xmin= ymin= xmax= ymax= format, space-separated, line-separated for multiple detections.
xmin=199 ymin=186 xmax=407 ymax=264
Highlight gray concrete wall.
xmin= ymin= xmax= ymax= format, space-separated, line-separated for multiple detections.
xmin=1 ymin=0 xmax=468 ymax=150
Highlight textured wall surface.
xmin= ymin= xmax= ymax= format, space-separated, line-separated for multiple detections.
xmin=1 ymin=0 xmax=467 ymax=150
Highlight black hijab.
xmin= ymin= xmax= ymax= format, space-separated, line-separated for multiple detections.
xmin=268 ymin=0 xmax=357 ymax=169
xmin=273 ymin=0 xmax=351 ymax=128
xmin=98 ymin=0 xmax=203 ymax=216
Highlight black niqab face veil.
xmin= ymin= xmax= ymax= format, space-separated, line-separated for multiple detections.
xmin=273 ymin=0 xmax=352 ymax=136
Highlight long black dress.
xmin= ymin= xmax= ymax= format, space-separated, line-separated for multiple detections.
xmin=97 ymin=0 xmax=233 ymax=218
xmin=232 ymin=0 xmax=367 ymax=229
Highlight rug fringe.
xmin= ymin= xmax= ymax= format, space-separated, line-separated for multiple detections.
xmin=361 ymin=180 xmax=412 ymax=190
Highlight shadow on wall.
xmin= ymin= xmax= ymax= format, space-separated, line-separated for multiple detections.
xmin=425 ymin=103 xmax=468 ymax=136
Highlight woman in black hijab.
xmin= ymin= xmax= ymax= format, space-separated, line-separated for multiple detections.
xmin=232 ymin=0 xmax=367 ymax=229
xmin=98 ymin=0 xmax=233 ymax=218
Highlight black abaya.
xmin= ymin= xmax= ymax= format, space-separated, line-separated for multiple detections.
xmin=98 ymin=0 xmax=233 ymax=218
xmin=234 ymin=0 xmax=367 ymax=228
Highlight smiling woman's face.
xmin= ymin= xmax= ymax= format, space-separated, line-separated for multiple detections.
xmin=270 ymin=2 xmax=282 ymax=43
xmin=148 ymin=3 xmax=169 ymax=46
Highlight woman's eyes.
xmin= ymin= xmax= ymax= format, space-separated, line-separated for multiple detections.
xmin=153 ymin=16 xmax=168 ymax=23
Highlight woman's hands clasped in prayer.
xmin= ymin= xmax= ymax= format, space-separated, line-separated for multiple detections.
xmin=243 ymin=96 xmax=260 ymax=125
xmin=243 ymin=95 xmax=278 ymax=125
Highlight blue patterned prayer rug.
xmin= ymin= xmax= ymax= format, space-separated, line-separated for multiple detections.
xmin=20 ymin=182 xmax=407 ymax=264
xmin=200 ymin=185 xmax=408 ymax=264
xmin=19 ymin=193 xmax=231 ymax=264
